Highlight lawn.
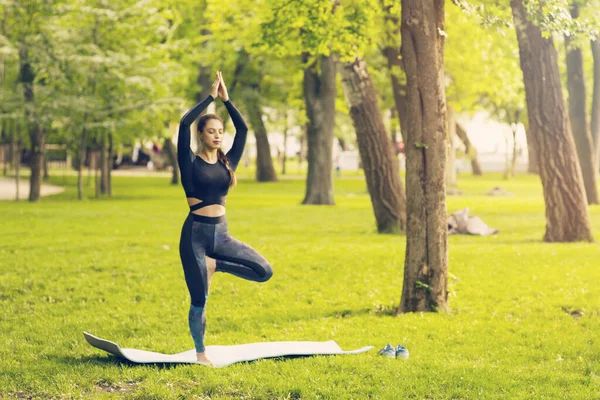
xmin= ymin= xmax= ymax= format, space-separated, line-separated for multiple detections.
xmin=1 ymin=170 xmax=599 ymax=399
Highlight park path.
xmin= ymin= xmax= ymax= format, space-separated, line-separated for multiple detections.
xmin=0 ymin=177 xmax=64 ymax=200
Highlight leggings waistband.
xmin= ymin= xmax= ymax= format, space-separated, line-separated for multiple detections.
xmin=190 ymin=213 xmax=226 ymax=224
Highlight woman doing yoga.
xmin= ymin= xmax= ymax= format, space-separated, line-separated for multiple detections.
xmin=178 ymin=71 xmax=273 ymax=366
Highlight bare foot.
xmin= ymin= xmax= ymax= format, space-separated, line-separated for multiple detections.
xmin=196 ymin=352 xmax=214 ymax=366
xmin=206 ymin=256 xmax=217 ymax=292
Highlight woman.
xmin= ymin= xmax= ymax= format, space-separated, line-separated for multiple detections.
xmin=178 ymin=71 xmax=273 ymax=366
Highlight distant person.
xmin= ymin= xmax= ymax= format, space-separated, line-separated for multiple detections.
xmin=177 ymin=71 xmax=273 ymax=366
xmin=132 ymin=144 xmax=140 ymax=163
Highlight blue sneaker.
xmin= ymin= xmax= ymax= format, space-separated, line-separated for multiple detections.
xmin=395 ymin=344 xmax=409 ymax=359
xmin=378 ymin=344 xmax=396 ymax=358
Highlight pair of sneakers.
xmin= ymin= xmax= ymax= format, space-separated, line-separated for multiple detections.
xmin=378 ymin=344 xmax=409 ymax=359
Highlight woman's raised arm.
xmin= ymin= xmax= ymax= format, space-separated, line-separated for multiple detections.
xmin=223 ymin=99 xmax=248 ymax=171
xmin=177 ymin=95 xmax=215 ymax=185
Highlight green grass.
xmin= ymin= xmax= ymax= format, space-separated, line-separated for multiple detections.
xmin=1 ymin=171 xmax=600 ymax=399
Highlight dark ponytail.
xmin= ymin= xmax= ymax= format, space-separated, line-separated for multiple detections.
xmin=197 ymin=113 xmax=236 ymax=188
xmin=217 ymin=148 xmax=236 ymax=187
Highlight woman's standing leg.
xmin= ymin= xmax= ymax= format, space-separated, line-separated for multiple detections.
xmin=179 ymin=214 xmax=213 ymax=364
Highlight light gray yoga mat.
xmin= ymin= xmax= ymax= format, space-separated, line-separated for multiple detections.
xmin=83 ymin=331 xmax=373 ymax=368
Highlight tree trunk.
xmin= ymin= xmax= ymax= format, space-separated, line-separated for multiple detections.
xmin=299 ymin=124 xmax=307 ymax=168
xmin=77 ymin=123 xmax=87 ymax=200
xmin=282 ymin=110 xmax=289 ymax=175
xmin=92 ymin=150 xmax=100 ymax=199
xmin=100 ymin=132 xmax=110 ymax=195
xmin=11 ymin=119 xmax=18 ymax=177
xmin=42 ymin=153 xmax=49 ymax=180
xmin=1 ymin=144 xmax=5 ymax=177
xmin=511 ymin=0 xmax=593 ymax=242
xmin=390 ymin=108 xmax=400 ymax=155
xmin=15 ymin=139 xmax=20 ymax=201
xmin=381 ymin=0 xmax=408 ymax=144
xmin=195 ymin=9 xmax=213 ymax=107
xmin=234 ymin=50 xmax=277 ymax=182
xmin=302 ymin=53 xmax=336 ymax=205
xmin=525 ymin=126 xmax=539 ymax=174
xmin=565 ymin=4 xmax=598 ymax=204
xmin=455 ymin=122 xmax=483 ymax=175
xmin=164 ymin=136 xmax=179 ymax=185
xmin=341 ymin=57 xmax=407 ymax=233
xmin=12 ymin=119 xmax=20 ymax=201
xmin=1 ymin=53 xmax=6 ymax=176
xmin=8 ymin=122 xmax=15 ymax=172
xmin=107 ymin=132 xmax=113 ymax=196
xmin=19 ymin=45 xmax=44 ymax=202
xmin=4 ymin=121 xmax=11 ymax=176
xmin=591 ymin=39 xmax=600 ymax=171
xmin=510 ymin=126 xmax=518 ymax=178
xmin=446 ymin=107 xmax=457 ymax=187
xmin=399 ymin=0 xmax=449 ymax=314
xmin=244 ymin=97 xmax=278 ymax=182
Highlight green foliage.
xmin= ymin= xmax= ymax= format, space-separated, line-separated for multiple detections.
xmin=255 ymin=0 xmax=379 ymax=62
xmin=524 ymin=0 xmax=599 ymax=38
xmin=446 ymin=0 xmax=526 ymax=120
xmin=1 ymin=0 xmax=190 ymax=157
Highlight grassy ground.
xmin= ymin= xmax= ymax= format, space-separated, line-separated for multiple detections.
xmin=1 ymin=170 xmax=599 ymax=399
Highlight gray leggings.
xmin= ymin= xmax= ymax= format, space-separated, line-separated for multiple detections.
xmin=179 ymin=213 xmax=273 ymax=352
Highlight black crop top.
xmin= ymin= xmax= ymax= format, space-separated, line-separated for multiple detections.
xmin=177 ymin=95 xmax=248 ymax=210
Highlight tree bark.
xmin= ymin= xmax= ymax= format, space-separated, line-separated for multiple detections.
xmin=100 ymin=132 xmax=110 ymax=195
xmin=341 ymin=57 xmax=407 ymax=233
xmin=510 ymin=124 xmax=518 ymax=178
xmin=107 ymin=132 xmax=113 ymax=196
xmin=381 ymin=0 xmax=408 ymax=144
xmin=511 ymin=0 xmax=593 ymax=242
xmin=77 ymin=119 xmax=88 ymax=200
xmin=565 ymin=4 xmax=598 ymax=204
xmin=446 ymin=107 xmax=457 ymax=187
xmin=244 ymin=97 xmax=278 ymax=182
xmin=235 ymin=50 xmax=277 ymax=182
xmin=164 ymin=135 xmax=179 ymax=185
xmin=8 ymin=122 xmax=15 ymax=173
xmin=299 ymin=124 xmax=307 ymax=167
xmin=4 ymin=121 xmax=11 ymax=176
xmin=19 ymin=45 xmax=44 ymax=202
xmin=93 ymin=149 xmax=100 ymax=199
xmin=591 ymin=39 xmax=600 ymax=171
xmin=282 ymin=110 xmax=289 ymax=175
xmin=87 ymin=147 xmax=92 ymax=188
xmin=43 ymin=154 xmax=49 ymax=180
xmin=525 ymin=125 xmax=539 ymax=174
xmin=15 ymin=138 xmax=20 ymax=202
xmin=1 ymin=143 xmax=6 ymax=177
xmin=399 ymin=0 xmax=449 ymax=313
xmin=302 ymin=52 xmax=336 ymax=205
xmin=455 ymin=122 xmax=482 ymax=175
xmin=195 ymin=5 xmax=213 ymax=107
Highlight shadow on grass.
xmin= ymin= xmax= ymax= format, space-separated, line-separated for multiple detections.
xmin=328 ymin=307 xmax=377 ymax=318
xmin=452 ymin=237 xmax=544 ymax=245
xmin=48 ymin=352 xmax=329 ymax=369
xmin=48 ymin=353 xmax=184 ymax=370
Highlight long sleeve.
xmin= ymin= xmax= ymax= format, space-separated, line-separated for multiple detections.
xmin=223 ymin=99 xmax=248 ymax=171
xmin=177 ymin=95 xmax=214 ymax=194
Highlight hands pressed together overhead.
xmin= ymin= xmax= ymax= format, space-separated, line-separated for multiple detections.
xmin=210 ymin=71 xmax=229 ymax=102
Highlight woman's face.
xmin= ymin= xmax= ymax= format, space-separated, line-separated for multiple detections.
xmin=199 ymin=119 xmax=224 ymax=150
